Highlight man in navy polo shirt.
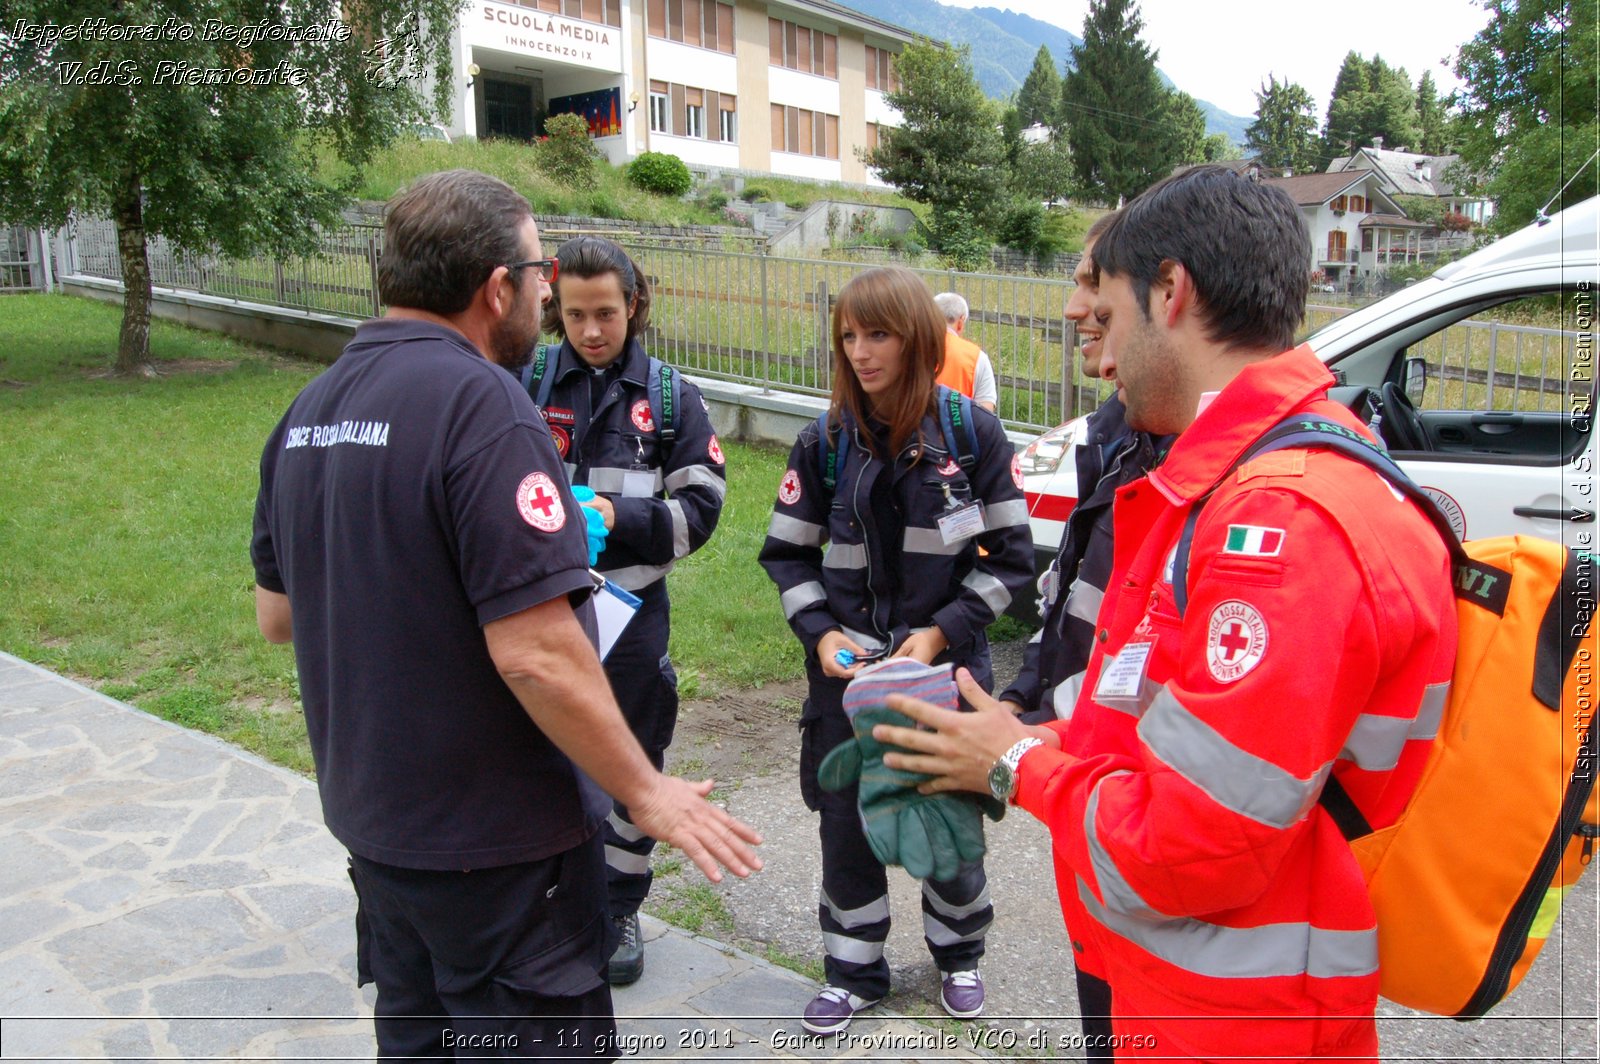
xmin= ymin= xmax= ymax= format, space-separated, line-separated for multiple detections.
xmin=251 ymin=170 xmax=761 ymax=1059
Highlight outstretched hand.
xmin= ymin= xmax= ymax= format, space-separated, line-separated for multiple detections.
xmin=626 ymin=775 xmax=763 ymax=883
xmin=877 ymin=668 xmax=1058 ymax=795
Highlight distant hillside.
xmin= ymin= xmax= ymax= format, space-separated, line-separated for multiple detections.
xmin=839 ymin=0 xmax=1252 ymax=143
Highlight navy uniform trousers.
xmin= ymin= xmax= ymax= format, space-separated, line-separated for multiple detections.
xmin=798 ymin=656 xmax=995 ymax=1001
xmin=600 ymin=581 xmax=678 ymax=917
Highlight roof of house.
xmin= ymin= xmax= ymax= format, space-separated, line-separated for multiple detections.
xmin=1260 ymin=170 xmax=1375 ymax=206
xmin=788 ymin=0 xmax=916 ymax=42
xmin=1359 ymin=213 xmax=1431 ymax=229
xmin=1329 ymin=147 xmax=1467 ymax=197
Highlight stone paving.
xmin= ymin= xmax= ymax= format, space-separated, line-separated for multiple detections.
xmin=0 ymin=653 xmax=992 ymax=1062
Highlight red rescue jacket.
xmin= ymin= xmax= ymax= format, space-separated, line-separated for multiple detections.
xmin=1014 ymin=347 xmax=1457 ymax=1061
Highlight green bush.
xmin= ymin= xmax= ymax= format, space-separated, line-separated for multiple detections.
xmin=537 ymin=113 xmax=599 ymax=189
xmin=740 ymin=184 xmax=771 ymax=202
xmin=931 ymin=206 xmax=992 ymax=272
xmin=627 ymin=151 xmax=693 ymax=196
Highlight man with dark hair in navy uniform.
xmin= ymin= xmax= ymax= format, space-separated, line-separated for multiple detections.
xmin=251 ymin=169 xmax=761 ymax=1060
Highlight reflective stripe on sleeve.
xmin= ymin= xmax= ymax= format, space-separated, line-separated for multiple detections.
xmin=781 ymin=581 xmax=827 ymax=618
xmin=1077 ymin=878 xmax=1378 ymax=980
xmin=1051 ymin=670 xmax=1086 ymax=719
xmin=606 ymin=810 xmax=647 ymax=843
xmin=605 ymin=845 xmax=653 ymax=876
xmin=767 ymin=512 xmax=825 ymax=547
xmin=1338 ymin=681 xmax=1450 ymax=770
xmin=1138 ymin=687 xmax=1330 ymax=829
xmin=1065 ymin=580 xmax=1104 ymax=626
xmin=961 ymin=569 xmax=1013 ymax=615
xmin=664 ymin=464 xmax=727 ymax=497
xmin=588 ymin=466 xmax=664 ymax=495
xmin=1084 ymin=771 xmax=1159 ymax=918
xmin=920 ymin=880 xmax=993 ymax=920
xmin=924 ymin=912 xmax=990 ymax=947
xmin=823 ymin=932 xmax=886 ymax=965
xmin=666 ymin=499 xmax=690 ymax=558
xmin=985 ymin=499 xmax=1030 ymax=529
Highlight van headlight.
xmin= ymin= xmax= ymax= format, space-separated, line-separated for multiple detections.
xmin=1018 ymin=422 xmax=1078 ymax=478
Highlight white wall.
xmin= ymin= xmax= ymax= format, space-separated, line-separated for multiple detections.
xmin=645 ymin=39 xmax=739 ymax=94
xmin=651 ymin=133 xmax=740 ymax=170
xmin=769 ymin=66 xmax=840 ymax=113
xmin=769 ymin=152 xmax=843 ymax=182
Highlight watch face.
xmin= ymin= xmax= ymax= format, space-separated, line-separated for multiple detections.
xmin=987 ymin=760 xmax=1013 ymax=802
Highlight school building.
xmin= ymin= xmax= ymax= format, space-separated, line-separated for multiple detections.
xmin=436 ymin=0 xmax=911 ymax=184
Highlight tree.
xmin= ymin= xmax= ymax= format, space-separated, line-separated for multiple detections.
xmin=1247 ymin=76 xmax=1319 ymax=172
xmin=1012 ymin=137 xmax=1075 ymax=203
xmin=1166 ymin=90 xmax=1208 ymax=166
xmin=1453 ymin=0 xmax=1598 ymax=231
xmin=1322 ymin=52 xmax=1423 ymax=157
xmin=864 ymin=38 xmax=1005 ymax=248
xmin=1015 ymin=45 xmax=1061 ymax=129
xmin=1414 ymin=70 xmax=1454 ymax=155
xmin=1203 ymin=133 xmax=1243 ymax=162
xmin=0 ymin=0 xmax=460 ymax=375
xmin=1059 ymin=0 xmax=1179 ymax=203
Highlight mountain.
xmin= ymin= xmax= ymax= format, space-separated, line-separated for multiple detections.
xmin=838 ymin=0 xmax=1253 ymax=143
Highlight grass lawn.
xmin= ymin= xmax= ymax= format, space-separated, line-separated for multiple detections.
xmin=0 ymin=294 xmax=805 ymax=774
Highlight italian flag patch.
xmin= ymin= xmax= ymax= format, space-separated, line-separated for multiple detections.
xmin=1223 ymin=525 xmax=1285 ymax=556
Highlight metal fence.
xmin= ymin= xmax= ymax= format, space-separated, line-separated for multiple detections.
xmin=1 ymin=226 xmax=49 ymax=293
xmin=54 ymin=215 xmax=1582 ymax=429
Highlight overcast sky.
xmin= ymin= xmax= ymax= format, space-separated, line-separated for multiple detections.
xmin=939 ymin=0 xmax=1494 ymax=118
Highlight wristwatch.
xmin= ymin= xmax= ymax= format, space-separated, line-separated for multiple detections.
xmin=987 ymin=737 xmax=1044 ymax=803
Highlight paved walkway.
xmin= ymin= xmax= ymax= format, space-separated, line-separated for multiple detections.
xmin=0 ymin=653 xmax=993 ymax=1062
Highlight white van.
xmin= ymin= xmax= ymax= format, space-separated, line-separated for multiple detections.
xmin=1019 ymin=196 xmax=1597 ymax=571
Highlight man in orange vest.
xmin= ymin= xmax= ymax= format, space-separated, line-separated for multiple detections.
xmin=932 ymin=292 xmax=997 ymax=411
xmin=872 ymin=166 xmax=1456 ymax=1062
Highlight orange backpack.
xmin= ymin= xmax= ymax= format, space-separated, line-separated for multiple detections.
xmin=1175 ymin=416 xmax=1598 ymax=1017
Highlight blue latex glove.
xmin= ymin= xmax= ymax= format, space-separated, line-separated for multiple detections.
xmin=570 ymin=485 xmax=610 ymax=566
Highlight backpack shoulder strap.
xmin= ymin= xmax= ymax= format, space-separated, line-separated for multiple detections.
xmin=646 ymin=357 xmax=679 ymax=458
xmin=1171 ymin=415 xmax=1465 ymax=616
xmin=935 ymin=385 xmax=981 ymax=471
xmin=816 ymin=412 xmax=849 ymax=492
xmin=521 ymin=344 xmax=557 ymax=409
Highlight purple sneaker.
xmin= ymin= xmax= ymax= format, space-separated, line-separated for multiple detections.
xmin=802 ymin=985 xmax=880 ymax=1035
xmin=940 ymin=969 xmax=985 ymax=1019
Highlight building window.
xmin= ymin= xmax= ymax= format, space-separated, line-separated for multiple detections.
xmin=684 ymin=87 xmax=705 ymax=139
xmin=651 ymin=81 xmax=734 ymax=142
xmin=648 ymin=0 xmax=734 ymax=54
xmin=649 ymin=81 xmax=669 ymax=134
xmin=865 ymin=45 xmax=899 ymax=91
xmin=769 ymin=18 xmax=838 ymax=79
xmin=529 ymin=0 xmax=622 ymax=28
xmin=771 ymin=104 xmax=839 ymax=159
xmin=1349 ymin=194 xmax=1366 ymax=212
xmin=865 ymin=122 xmax=879 ymax=153
xmin=1331 ymin=195 xmax=1348 ymax=212
xmin=1328 ymin=229 xmax=1348 ymax=262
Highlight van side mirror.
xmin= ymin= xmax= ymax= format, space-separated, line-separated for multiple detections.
xmin=1403 ymin=356 xmax=1428 ymax=406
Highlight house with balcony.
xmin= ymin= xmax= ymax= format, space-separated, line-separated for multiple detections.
xmin=1327 ymin=144 xmax=1495 ymax=226
xmin=428 ymin=0 xmax=912 ymax=184
xmin=1261 ymin=170 xmax=1408 ymax=285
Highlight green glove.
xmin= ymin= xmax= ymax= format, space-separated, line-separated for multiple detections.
xmin=816 ymin=705 xmax=1000 ymax=881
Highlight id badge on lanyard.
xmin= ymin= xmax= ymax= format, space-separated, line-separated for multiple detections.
xmin=1092 ymin=641 xmax=1154 ymax=713
xmin=935 ymin=482 xmax=985 ymax=546
xmin=622 ymin=437 xmax=655 ymax=498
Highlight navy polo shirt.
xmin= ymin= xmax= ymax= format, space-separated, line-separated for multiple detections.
xmin=252 ymin=318 xmax=607 ymax=869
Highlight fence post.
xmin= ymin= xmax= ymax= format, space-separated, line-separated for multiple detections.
xmin=816 ymin=278 xmax=830 ymax=392
xmin=273 ymin=261 xmax=287 ymax=307
xmin=1485 ymin=323 xmax=1497 ymax=409
xmin=1061 ymin=318 xmax=1076 ymax=423
xmin=36 ymin=228 xmax=55 ymax=293
xmin=760 ymin=251 xmax=771 ymax=394
xmin=367 ymin=232 xmax=381 ymax=318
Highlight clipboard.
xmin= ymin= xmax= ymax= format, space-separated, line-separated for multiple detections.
xmin=590 ymin=570 xmax=642 ymax=661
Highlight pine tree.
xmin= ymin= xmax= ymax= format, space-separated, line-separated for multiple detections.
xmin=1414 ymin=70 xmax=1453 ymax=155
xmin=1060 ymin=0 xmax=1178 ymax=203
xmin=1167 ymin=91 xmax=1208 ymax=166
xmin=1016 ymin=46 xmax=1061 ymax=129
xmin=1323 ymin=52 xmax=1423 ymax=157
xmin=1247 ymin=76 xmax=1320 ymax=173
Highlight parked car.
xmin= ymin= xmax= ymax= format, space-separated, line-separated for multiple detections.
xmin=1017 ymin=195 xmax=1597 ymax=612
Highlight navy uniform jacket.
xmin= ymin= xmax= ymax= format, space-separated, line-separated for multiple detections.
xmin=536 ymin=338 xmax=726 ymax=592
xmin=1001 ymin=395 xmax=1166 ymax=722
xmin=759 ymin=395 xmax=1034 ymax=668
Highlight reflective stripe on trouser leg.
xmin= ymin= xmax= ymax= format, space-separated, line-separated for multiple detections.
xmin=603 ymin=584 xmax=675 ymax=918
xmin=818 ymin=793 xmax=892 ymax=1001
xmin=921 ymin=859 xmax=991 ymax=970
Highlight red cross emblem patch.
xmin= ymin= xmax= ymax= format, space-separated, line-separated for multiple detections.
xmin=1205 ymin=600 xmax=1268 ymax=683
xmin=708 ymin=434 xmax=724 ymax=465
xmin=1010 ymin=453 xmax=1024 ymax=490
xmin=778 ymin=469 xmax=802 ymax=505
xmin=515 ymin=471 xmax=567 ymax=532
xmin=630 ymin=400 xmax=655 ymax=433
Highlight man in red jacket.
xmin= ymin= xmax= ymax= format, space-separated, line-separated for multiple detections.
xmin=874 ymin=165 xmax=1456 ymax=1062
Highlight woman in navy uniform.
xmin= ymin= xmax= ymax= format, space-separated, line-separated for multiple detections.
xmin=529 ymin=236 xmax=727 ymax=986
xmin=758 ymin=267 xmax=1034 ymax=1034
